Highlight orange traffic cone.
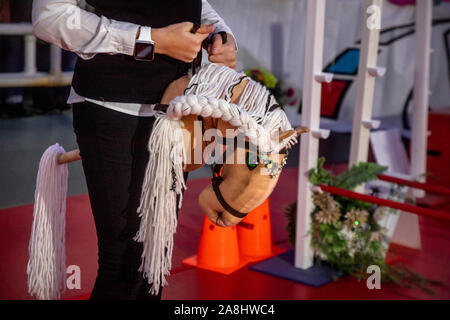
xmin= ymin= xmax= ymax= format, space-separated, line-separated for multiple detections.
xmin=237 ymin=198 xmax=285 ymax=262
xmin=183 ymin=215 xmax=249 ymax=274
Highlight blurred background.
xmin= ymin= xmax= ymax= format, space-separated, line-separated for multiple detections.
xmin=0 ymin=0 xmax=449 ymax=208
xmin=0 ymin=0 xmax=449 ymax=301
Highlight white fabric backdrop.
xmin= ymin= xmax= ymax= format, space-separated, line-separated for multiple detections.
xmin=209 ymin=0 xmax=450 ymax=130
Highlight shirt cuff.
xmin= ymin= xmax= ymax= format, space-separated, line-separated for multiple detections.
xmin=108 ymin=18 xmax=140 ymax=56
xmin=209 ymin=26 xmax=238 ymax=52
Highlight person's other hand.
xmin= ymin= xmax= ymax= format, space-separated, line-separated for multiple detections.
xmin=205 ymin=209 xmax=244 ymax=228
xmin=151 ymin=22 xmax=214 ymax=62
xmin=207 ymin=33 xmax=237 ymax=69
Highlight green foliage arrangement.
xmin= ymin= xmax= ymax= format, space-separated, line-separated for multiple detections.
xmin=285 ymin=157 xmax=440 ymax=293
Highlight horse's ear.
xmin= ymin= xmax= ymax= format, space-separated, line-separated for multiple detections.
xmin=278 ymin=127 xmax=309 ymax=142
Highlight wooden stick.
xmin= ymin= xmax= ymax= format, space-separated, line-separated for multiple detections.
xmin=278 ymin=127 xmax=310 ymax=142
xmin=57 ymin=149 xmax=81 ymax=164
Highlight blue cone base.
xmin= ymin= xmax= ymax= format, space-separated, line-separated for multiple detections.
xmin=249 ymin=249 xmax=340 ymax=287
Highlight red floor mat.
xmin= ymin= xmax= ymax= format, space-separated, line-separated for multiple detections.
xmin=1 ymin=167 xmax=449 ymax=300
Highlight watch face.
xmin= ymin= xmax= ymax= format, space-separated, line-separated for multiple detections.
xmin=134 ymin=41 xmax=154 ymax=61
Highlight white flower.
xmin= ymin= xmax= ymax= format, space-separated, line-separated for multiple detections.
xmin=373 ymin=207 xmax=385 ymax=222
xmin=344 ymin=208 xmax=369 ymax=229
xmin=370 ymin=228 xmax=387 ymax=242
xmin=312 ymin=192 xmax=341 ymax=225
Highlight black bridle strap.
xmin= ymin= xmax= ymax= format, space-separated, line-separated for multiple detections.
xmin=154 ymin=103 xmax=169 ymax=112
xmin=211 ymin=173 xmax=248 ymax=219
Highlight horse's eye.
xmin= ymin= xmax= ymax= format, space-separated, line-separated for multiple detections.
xmin=246 ymin=152 xmax=259 ymax=170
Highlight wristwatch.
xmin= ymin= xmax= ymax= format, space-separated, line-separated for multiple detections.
xmin=134 ymin=26 xmax=155 ymax=61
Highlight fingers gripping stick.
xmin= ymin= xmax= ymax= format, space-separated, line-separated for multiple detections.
xmin=190 ymin=22 xmax=227 ymax=74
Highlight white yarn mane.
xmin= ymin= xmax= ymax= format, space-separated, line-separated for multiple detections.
xmin=137 ymin=64 xmax=297 ymax=294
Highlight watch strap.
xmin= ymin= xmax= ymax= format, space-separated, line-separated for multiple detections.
xmin=137 ymin=26 xmax=153 ymax=43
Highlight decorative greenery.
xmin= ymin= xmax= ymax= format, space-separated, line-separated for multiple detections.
xmin=244 ymin=68 xmax=299 ymax=106
xmin=285 ymin=202 xmax=297 ymax=247
xmin=309 ymin=157 xmax=387 ymax=189
xmin=285 ymin=157 xmax=440 ymax=293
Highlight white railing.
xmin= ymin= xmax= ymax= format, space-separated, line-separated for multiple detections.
xmin=0 ymin=23 xmax=73 ymax=87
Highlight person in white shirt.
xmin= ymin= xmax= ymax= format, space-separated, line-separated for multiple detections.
xmin=32 ymin=0 xmax=237 ymax=300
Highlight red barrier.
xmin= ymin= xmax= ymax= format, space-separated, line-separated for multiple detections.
xmin=378 ymin=174 xmax=450 ymax=197
xmin=319 ymin=184 xmax=450 ymax=222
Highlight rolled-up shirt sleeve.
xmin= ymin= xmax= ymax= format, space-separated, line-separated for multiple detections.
xmin=201 ymin=0 xmax=237 ymax=50
xmin=32 ymin=0 xmax=140 ymax=60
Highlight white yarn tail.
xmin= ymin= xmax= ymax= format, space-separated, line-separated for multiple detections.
xmin=136 ymin=117 xmax=186 ymax=295
xmin=27 ymin=143 xmax=68 ymax=300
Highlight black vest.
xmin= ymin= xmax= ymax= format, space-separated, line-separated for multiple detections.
xmin=72 ymin=0 xmax=202 ymax=104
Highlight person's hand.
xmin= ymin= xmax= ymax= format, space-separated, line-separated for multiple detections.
xmin=199 ymin=184 xmax=245 ymax=228
xmin=151 ymin=22 xmax=214 ymax=63
xmin=206 ymin=33 xmax=237 ymax=69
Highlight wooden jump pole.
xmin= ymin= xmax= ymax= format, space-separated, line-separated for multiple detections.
xmin=319 ymin=184 xmax=450 ymax=222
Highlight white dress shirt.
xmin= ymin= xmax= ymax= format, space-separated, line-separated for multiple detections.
xmin=32 ymin=0 xmax=236 ymax=117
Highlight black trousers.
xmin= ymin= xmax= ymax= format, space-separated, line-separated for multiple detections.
xmin=73 ymin=101 xmax=185 ymax=300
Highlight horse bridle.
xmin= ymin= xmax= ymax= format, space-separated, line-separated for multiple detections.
xmin=210 ymin=134 xmax=288 ymax=220
xmin=155 ymin=102 xmax=248 ymax=218
xmin=211 ymin=162 xmax=249 ymax=219
xmin=154 ymin=99 xmax=288 ymax=221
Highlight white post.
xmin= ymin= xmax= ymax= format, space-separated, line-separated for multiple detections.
xmin=24 ymin=35 xmax=37 ymax=75
xmin=410 ymin=0 xmax=432 ymax=196
xmin=50 ymin=45 xmax=62 ymax=77
xmin=295 ymin=0 xmax=329 ymax=270
xmin=349 ymin=0 xmax=383 ymax=172
xmin=0 ymin=23 xmax=72 ymax=87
